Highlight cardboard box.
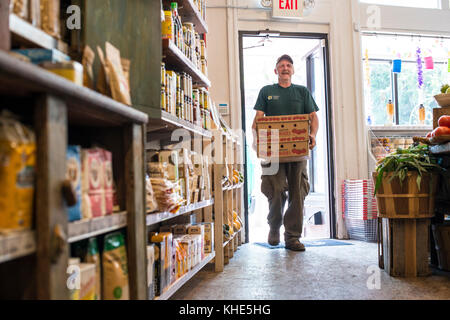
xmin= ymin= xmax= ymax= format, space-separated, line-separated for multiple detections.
xmin=202 ymin=222 xmax=214 ymax=254
xmin=147 ymin=245 xmax=155 ymax=300
xmin=13 ymin=48 xmax=71 ymax=64
xmin=256 ymin=114 xmax=310 ymax=161
xmin=433 ymin=107 xmax=450 ymax=129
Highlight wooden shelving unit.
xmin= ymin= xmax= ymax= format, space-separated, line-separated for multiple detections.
xmin=0 ymin=20 xmax=148 ymax=300
xmin=162 ymin=39 xmax=211 ymax=88
xmin=0 ymin=0 xmax=245 ymax=300
xmin=155 ymin=251 xmax=215 ymax=300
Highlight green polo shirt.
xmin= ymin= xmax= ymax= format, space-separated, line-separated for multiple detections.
xmin=254 ymin=84 xmax=319 ymax=116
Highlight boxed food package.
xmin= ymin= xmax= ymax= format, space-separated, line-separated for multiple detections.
xmin=13 ymin=49 xmax=70 ymax=64
xmin=182 ymin=234 xmax=201 ymax=267
xmin=256 ymin=114 xmax=310 ymax=162
xmin=159 ymin=225 xmax=174 ymax=234
xmin=149 ymin=232 xmax=173 ymax=296
xmin=79 ymin=263 xmax=96 ymax=300
xmin=202 ymin=222 xmax=214 ymax=254
xmin=68 ymin=258 xmax=81 ymax=300
xmin=0 ymin=114 xmax=35 ymax=232
xmin=66 ymin=146 xmax=82 ymax=222
xmin=40 ymin=61 xmax=84 ymax=86
xmin=172 ymin=237 xmax=185 ymax=279
xmin=102 ymin=232 xmax=129 ymax=300
xmin=178 ymin=235 xmax=193 ymax=271
xmin=188 ymin=224 xmax=205 ymax=259
xmin=81 ymin=149 xmax=104 ymax=219
xmin=101 ymin=149 xmax=114 ymax=215
xmin=173 ymin=224 xmax=191 ymax=236
xmin=147 ymin=244 xmax=155 ymax=300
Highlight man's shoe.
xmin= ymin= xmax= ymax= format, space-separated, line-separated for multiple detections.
xmin=285 ymin=240 xmax=306 ymax=252
xmin=268 ymin=229 xmax=280 ymax=246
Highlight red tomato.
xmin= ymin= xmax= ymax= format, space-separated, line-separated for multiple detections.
xmin=433 ymin=126 xmax=450 ymax=137
xmin=438 ymin=116 xmax=450 ymax=128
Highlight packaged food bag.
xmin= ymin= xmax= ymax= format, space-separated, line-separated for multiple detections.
xmin=105 ymin=42 xmax=131 ymax=105
xmin=40 ymin=0 xmax=61 ymax=39
xmin=11 ymin=0 xmax=29 ymax=19
xmin=102 ymin=232 xmax=129 ymax=300
xmin=0 ymin=112 xmax=35 ymax=231
xmin=66 ymin=145 xmax=82 ymax=222
xmin=82 ymin=45 xmax=95 ymax=89
xmin=86 ymin=237 xmax=101 ymax=300
xmin=146 ymin=174 xmax=158 ymax=213
xmin=96 ymin=46 xmax=112 ymax=97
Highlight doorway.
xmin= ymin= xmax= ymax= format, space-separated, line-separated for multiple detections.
xmin=239 ymin=32 xmax=335 ymax=243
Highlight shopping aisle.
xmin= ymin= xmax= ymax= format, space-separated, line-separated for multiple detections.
xmin=171 ymin=241 xmax=450 ymax=300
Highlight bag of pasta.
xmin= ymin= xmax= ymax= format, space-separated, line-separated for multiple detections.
xmin=0 ymin=111 xmax=36 ymax=232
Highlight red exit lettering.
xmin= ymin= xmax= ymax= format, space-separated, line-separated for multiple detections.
xmin=279 ymin=0 xmax=298 ymax=10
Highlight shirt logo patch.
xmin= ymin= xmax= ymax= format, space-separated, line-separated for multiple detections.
xmin=268 ymin=96 xmax=280 ymax=101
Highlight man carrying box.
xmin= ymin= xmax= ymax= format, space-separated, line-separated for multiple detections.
xmin=252 ymin=54 xmax=319 ymax=251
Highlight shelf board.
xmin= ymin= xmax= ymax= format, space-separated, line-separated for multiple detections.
xmin=369 ymin=125 xmax=432 ymax=135
xmin=154 ymin=251 xmax=215 ymax=300
xmin=0 ymin=50 xmax=148 ymax=126
xmin=68 ymin=212 xmax=127 ymax=243
xmin=430 ymin=142 xmax=450 ymax=155
xmin=0 ymin=230 xmax=36 ymax=264
xmin=9 ymin=14 xmax=69 ymax=54
xmin=163 ymin=0 xmax=208 ymax=34
xmin=146 ymin=108 xmax=212 ymax=139
xmin=223 ymin=229 xmax=241 ymax=248
xmin=162 ymin=39 xmax=211 ymax=88
xmin=147 ymin=199 xmax=214 ymax=226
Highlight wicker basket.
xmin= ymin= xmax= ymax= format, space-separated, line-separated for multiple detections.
xmin=372 ymin=172 xmax=439 ymax=219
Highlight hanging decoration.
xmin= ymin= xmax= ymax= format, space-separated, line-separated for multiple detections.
xmin=424 ymin=49 xmax=434 ymax=70
xmin=393 ymin=53 xmax=402 ymax=73
xmin=416 ymin=47 xmax=424 ymax=89
xmin=364 ymin=49 xmax=371 ymax=86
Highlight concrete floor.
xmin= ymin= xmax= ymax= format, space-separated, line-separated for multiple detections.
xmin=171 ymin=240 xmax=450 ymax=300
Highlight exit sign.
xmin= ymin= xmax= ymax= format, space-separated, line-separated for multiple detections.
xmin=273 ymin=0 xmax=304 ymax=18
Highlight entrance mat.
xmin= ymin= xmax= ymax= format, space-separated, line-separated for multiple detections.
xmin=253 ymin=239 xmax=354 ymax=249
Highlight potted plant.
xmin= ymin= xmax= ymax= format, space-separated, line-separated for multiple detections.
xmin=373 ymin=144 xmax=442 ymax=219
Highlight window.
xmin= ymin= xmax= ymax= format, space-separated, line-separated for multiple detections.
xmin=359 ymin=0 xmax=441 ymax=9
xmin=362 ymin=33 xmax=450 ymax=126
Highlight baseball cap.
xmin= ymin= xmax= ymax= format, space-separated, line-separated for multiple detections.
xmin=276 ymin=54 xmax=294 ymax=65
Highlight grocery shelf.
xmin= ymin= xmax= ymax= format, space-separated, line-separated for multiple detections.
xmin=146 ymin=199 xmax=214 ymax=226
xmin=9 ymin=14 xmax=69 ymax=54
xmin=163 ymin=0 xmax=208 ymax=35
xmin=146 ymin=108 xmax=212 ymax=138
xmin=430 ymin=142 xmax=450 ymax=155
xmin=0 ymin=50 xmax=148 ymax=126
xmin=154 ymin=251 xmax=215 ymax=300
xmin=0 ymin=230 xmax=36 ymax=264
xmin=162 ymin=39 xmax=211 ymax=88
xmin=369 ymin=125 xmax=432 ymax=135
xmin=68 ymin=212 xmax=128 ymax=243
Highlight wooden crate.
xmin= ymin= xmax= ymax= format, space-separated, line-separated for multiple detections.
xmin=433 ymin=107 xmax=450 ymax=129
xmin=432 ymin=224 xmax=450 ymax=271
xmin=373 ymin=172 xmax=438 ymax=219
xmin=380 ymin=218 xmax=431 ymax=277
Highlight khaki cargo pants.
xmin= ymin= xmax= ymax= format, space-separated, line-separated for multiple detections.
xmin=261 ymin=161 xmax=310 ymax=242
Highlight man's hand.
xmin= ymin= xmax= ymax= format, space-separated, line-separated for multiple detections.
xmin=309 ymin=134 xmax=316 ymax=150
